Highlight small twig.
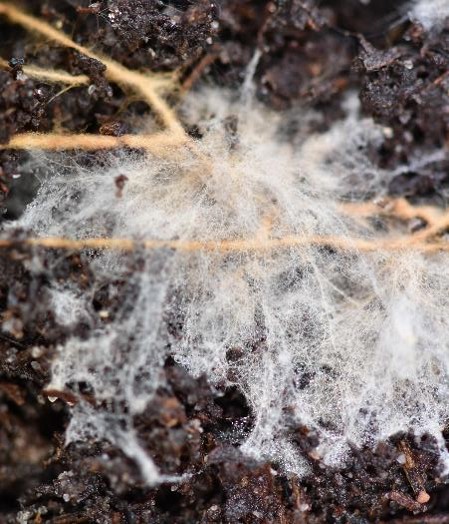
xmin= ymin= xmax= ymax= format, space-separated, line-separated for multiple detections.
xmin=180 ymin=50 xmax=219 ymax=94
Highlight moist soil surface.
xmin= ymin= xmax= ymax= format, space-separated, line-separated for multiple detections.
xmin=1 ymin=1 xmax=449 ymax=523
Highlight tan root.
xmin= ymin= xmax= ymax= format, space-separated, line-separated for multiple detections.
xmin=0 ymin=2 xmax=183 ymax=135
xmin=0 ymin=57 xmax=89 ymax=85
xmin=0 ymin=229 xmax=448 ymax=254
xmin=3 ymin=132 xmax=188 ymax=154
xmin=0 ymin=3 xmax=448 ymax=255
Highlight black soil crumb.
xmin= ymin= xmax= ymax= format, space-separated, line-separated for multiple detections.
xmin=2 ymin=1 xmax=449 ymax=523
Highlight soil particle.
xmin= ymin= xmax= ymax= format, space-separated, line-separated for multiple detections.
xmin=358 ymin=22 xmax=449 ymax=188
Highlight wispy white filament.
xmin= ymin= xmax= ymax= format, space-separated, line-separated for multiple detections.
xmin=410 ymin=0 xmax=449 ymax=30
xmin=12 ymin=88 xmax=449 ymax=483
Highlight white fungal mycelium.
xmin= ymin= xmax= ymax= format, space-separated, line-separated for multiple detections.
xmin=10 ymin=79 xmax=449 ymax=484
xmin=410 ymin=0 xmax=449 ymax=30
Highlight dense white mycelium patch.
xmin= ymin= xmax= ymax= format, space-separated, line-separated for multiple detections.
xmin=14 ymin=89 xmax=449 ymax=483
xmin=410 ymin=0 xmax=449 ymax=30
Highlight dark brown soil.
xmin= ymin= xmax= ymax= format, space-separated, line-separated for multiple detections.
xmin=1 ymin=1 xmax=449 ymax=523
